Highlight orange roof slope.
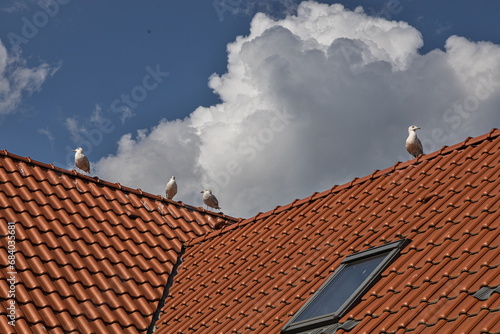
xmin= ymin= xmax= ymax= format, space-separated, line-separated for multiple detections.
xmin=155 ymin=129 xmax=500 ymax=334
xmin=0 ymin=151 xmax=237 ymax=334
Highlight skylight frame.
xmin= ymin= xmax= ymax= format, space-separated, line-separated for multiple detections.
xmin=281 ymin=239 xmax=409 ymax=334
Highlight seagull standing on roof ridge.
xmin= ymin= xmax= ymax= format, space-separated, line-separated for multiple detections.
xmin=405 ymin=125 xmax=424 ymax=158
xmin=73 ymin=147 xmax=90 ymax=173
xmin=165 ymin=176 xmax=177 ymax=200
xmin=201 ymin=189 xmax=220 ymax=210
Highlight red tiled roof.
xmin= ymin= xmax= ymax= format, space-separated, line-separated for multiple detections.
xmin=1 ymin=129 xmax=499 ymax=334
xmin=155 ymin=128 xmax=500 ymax=333
xmin=0 ymin=151 xmax=237 ymax=333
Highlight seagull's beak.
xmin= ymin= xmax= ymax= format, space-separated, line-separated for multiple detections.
xmin=72 ymin=149 xmax=76 ymax=152
xmin=416 ymin=127 xmax=421 ymax=130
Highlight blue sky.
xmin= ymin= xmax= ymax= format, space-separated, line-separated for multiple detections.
xmin=1 ymin=0 xmax=499 ymax=217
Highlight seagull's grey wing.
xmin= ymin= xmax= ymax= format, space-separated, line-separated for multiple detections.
xmin=211 ymin=195 xmax=219 ymax=208
xmin=77 ymin=155 xmax=90 ymax=173
xmin=415 ymin=137 xmax=423 ymax=156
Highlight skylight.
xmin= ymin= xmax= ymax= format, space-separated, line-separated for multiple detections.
xmin=281 ymin=239 xmax=409 ymax=334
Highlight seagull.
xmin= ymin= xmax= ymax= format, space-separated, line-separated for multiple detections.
xmin=165 ymin=176 xmax=177 ymax=200
xmin=73 ymin=147 xmax=90 ymax=173
xmin=405 ymin=125 xmax=423 ymax=158
xmin=201 ymin=189 xmax=220 ymax=210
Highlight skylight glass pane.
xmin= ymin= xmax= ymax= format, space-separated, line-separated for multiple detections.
xmin=294 ymin=252 xmax=387 ymax=322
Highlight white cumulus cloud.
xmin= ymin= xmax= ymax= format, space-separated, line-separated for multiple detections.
xmin=94 ymin=1 xmax=500 ymax=218
xmin=0 ymin=39 xmax=56 ymax=116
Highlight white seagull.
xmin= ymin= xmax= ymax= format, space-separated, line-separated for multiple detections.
xmin=165 ymin=176 xmax=177 ymax=200
xmin=405 ymin=125 xmax=423 ymax=158
xmin=201 ymin=189 xmax=220 ymax=210
xmin=73 ymin=147 xmax=90 ymax=173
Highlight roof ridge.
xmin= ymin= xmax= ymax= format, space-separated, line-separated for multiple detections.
xmin=0 ymin=149 xmax=239 ymax=223
xmin=185 ymin=128 xmax=500 ymax=246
